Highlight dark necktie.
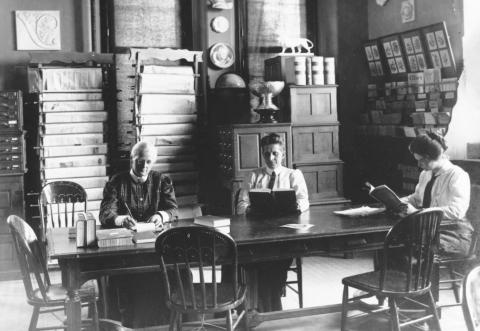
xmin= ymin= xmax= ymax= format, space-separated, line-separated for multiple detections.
xmin=422 ymin=174 xmax=438 ymax=208
xmin=268 ymin=171 xmax=276 ymax=190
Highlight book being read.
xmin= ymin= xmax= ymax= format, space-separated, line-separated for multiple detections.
xmin=366 ymin=182 xmax=405 ymax=212
xmin=249 ymin=188 xmax=298 ymax=216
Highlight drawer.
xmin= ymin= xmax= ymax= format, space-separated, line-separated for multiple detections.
xmin=289 ymin=86 xmax=337 ymax=124
xmin=295 ymin=162 xmax=344 ymax=202
xmin=292 ymin=125 xmax=339 ymax=163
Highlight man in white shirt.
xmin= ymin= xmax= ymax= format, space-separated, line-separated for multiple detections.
xmin=235 ymin=133 xmax=309 ymax=312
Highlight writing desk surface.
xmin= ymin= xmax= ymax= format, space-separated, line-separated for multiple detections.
xmin=48 ymin=205 xmax=398 ymax=260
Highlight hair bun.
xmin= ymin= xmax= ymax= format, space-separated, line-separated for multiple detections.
xmin=426 ymin=132 xmax=448 ymax=151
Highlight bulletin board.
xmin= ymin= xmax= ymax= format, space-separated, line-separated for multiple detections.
xmin=421 ymin=22 xmax=456 ymax=77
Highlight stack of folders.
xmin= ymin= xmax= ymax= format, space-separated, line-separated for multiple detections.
xmin=96 ymin=228 xmax=134 ymax=248
xmin=193 ymin=215 xmax=231 ymax=234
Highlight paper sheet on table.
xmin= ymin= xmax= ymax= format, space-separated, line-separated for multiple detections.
xmin=280 ymin=224 xmax=314 ymax=230
xmin=134 ymin=222 xmax=156 ymax=233
xmin=333 ymin=206 xmax=386 ymax=217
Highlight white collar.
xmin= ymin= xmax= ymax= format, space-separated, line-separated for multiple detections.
xmin=129 ymin=169 xmax=148 ymax=183
xmin=264 ymin=165 xmax=284 ymax=176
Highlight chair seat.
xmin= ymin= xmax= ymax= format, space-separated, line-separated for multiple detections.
xmin=436 ymin=253 xmax=476 ymax=264
xmin=31 ymin=280 xmax=98 ymax=304
xmin=343 ymin=270 xmax=431 ymax=297
xmin=170 ymin=282 xmax=246 ymax=311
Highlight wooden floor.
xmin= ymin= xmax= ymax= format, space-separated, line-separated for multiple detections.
xmin=0 ymin=254 xmax=467 ymax=330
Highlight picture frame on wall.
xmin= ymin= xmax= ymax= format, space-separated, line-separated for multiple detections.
xmin=380 ymin=35 xmax=407 ymax=77
xmin=364 ymin=40 xmax=385 ymax=79
xmin=422 ymin=22 xmax=456 ymax=77
xmin=400 ymin=29 xmax=427 ymax=72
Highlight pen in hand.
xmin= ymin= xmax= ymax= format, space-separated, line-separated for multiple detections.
xmin=122 ymin=201 xmax=137 ymax=230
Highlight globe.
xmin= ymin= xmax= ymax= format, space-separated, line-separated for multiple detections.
xmin=215 ymin=72 xmax=247 ymax=89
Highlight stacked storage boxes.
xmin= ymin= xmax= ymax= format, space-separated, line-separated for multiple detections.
xmin=27 ymin=66 xmax=111 ymax=221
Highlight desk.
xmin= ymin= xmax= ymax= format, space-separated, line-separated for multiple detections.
xmin=48 ymin=205 xmax=399 ymax=330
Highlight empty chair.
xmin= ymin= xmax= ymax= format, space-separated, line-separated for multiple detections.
xmin=155 ymin=226 xmax=248 ymax=330
xmin=7 ymin=215 xmax=99 ymax=331
xmin=463 ymin=264 xmax=480 ymax=331
xmin=38 ymin=181 xmax=87 ymax=243
xmin=341 ymin=208 xmax=444 ymax=331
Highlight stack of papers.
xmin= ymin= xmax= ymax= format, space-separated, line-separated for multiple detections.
xmin=333 ymin=206 xmax=386 ymax=217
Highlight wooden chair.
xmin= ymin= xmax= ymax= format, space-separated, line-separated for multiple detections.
xmin=38 ymin=181 xmax=87 ymax=243
xmin=463 ymin=264 xmax=480 ymax=331
xmin=155 ymin=226 xmax=248 ymax=331
xmin=434 ymin=184 xmax=480 ymax=308
xmin=7 ymin=215 xmax=99 ymax=331
xmin=341 ymin=208 xmax=444 ymax=331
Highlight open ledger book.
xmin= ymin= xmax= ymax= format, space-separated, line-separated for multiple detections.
xmin=249 ymin=188 xmax=298 ymax=216
xmin=365 ymin=182 xmax=405 ymax=212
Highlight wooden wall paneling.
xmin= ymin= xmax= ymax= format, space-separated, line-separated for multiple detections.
xmin=292 ymin=124 xmax=339 ymax=163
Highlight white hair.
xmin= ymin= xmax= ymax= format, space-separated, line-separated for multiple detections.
xmin=131 ymin=141 xmax=157 ymax=160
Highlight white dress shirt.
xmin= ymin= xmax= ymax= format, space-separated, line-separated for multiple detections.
xmin=236 ymin=165 xmax=309 ymax=215
xmin=406 ymin=159 xmax=470 ymax=220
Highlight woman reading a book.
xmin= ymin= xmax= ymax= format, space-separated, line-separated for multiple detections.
xmin=403 ymin=133 xmax=472 ymax=257
xmin=99 ymin=141 xmax=178 ymax=327
xmin=236 ymin=133 xmax=309 ymax=312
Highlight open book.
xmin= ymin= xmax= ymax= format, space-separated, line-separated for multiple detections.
xmin=249 ymin=188 xmax=298 ymax=216
xmin=366 ymin=182 xmax=405 ymax=212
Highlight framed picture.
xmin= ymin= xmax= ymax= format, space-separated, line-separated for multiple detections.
xmin=364 ymin=40 xmax=385 ymax=78
xmin=371 ymin=45 xmax=380 ymax=60
xmin=383 ymin=42 xmax=393 ymax=57
xmin=388 ymin=58 xmax=398 ymax=74
xmin=408 ymin=55 xmax=419 ymax=72
xmin=395 ymin=57 xmax=406 ymax=73
xmin=15 ymin=10 xmax=61 ymax=50
xmin=403 ymin=37 xmax=414 ymax=54
xmin=416 ymin=54 xmax=427 ymax=70
xmin=422 ymin=22 xmax=456 ymax=77
xmin=400 ymin=0 xmax=415 ymax=23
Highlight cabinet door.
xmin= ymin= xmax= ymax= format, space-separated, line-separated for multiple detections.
xmin=0 ymin=175 xmax=24 ymax=280
xmin=233 ymin=125 xmax=292 ymax=179
xmin=295 ymin=162 xmax=344 ymax=202
xmin=290 ymin=86 xmax=337 ymax=124
xmin=292 ymin=125 xmax=339 ymax=163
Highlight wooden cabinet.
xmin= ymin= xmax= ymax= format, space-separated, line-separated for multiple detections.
xmin=218 ymin=123 xmax=292 ymax=181
xmin=288 ymin=85 xmax=337 ymax=124
xmin=0 ymin=91 xmax=25 ymax=280
xmin=288 ymin=85 xmax=349 ymax=205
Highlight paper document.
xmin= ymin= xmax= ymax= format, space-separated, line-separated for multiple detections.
xmin=134 ymin=222 xmax=156 ymax=233
xmin=334 ymin=206 xmax=386 ymax=217
xmin=280 ymin=224 xmax=314 ymax=230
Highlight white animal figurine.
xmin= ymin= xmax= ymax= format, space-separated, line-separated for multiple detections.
xmin=279 ymin=37 xmax=314 ymax=54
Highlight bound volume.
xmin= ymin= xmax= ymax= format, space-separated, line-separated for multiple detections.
xmin=194 ymin=215 xmax=230 ymax=227
xmin=249 ymin=188 xmax=298 ymax=216
xmin=96 ymin=228 xmax=134 ymax=248
xmin=366 ymin=182 xmax=404 ymax=212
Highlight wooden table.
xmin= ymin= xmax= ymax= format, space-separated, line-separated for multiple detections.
xmin=48 ymin=205 xmax=399 ymax=330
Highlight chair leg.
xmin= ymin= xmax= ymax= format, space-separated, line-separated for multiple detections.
xmin=388 ymin=297 xmax=400 ymax=331
xmin=448 ymin=265 xmax=461 ymax=303
xmin=427 ymin=290 xmax=442 ymax=331
xmin=341 ymin=285 xmax=349 ymax=331
xmin=240 ymin=302 xmax=249 ymax=331
xmin=91 ymin=300 xmax=99 ymax=331
xmin=226 ymin=309 xmax=233 ymax=331
xmin=169 ymin=311 xmax=177 ymax=331
xmin=296 ymin=257 xmax=303 ymax=308
xmin=432 ymin=262 xmax=440 ymax=302
xmin=177 ymin=313 xmax=183 ymax=331
xmin=29 ymin=306 xmax=40 ymax=331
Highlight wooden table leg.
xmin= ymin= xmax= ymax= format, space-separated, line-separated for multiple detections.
xmin=60 ymin=260 xmax=82 ymax=331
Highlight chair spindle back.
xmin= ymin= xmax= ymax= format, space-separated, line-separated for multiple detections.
xmin=155 ymin=226 xmax=238 ymax=312
xmin=381 ymin=208 xmax=443 ymax=293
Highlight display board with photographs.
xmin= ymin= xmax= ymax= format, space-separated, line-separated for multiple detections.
xmin=380 ymin=35 xmax=407 ymax=76
xmin=363 ymin=40 xmax=384 ymax=78
xmin=422 ymin=22 xmax=456 ymax=77
xmin=400 ymin=30 xmax=427 ymax=73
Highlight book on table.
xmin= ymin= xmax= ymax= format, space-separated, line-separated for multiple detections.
xmin=132 ymin=223 xmax=159 ymax=244
xmin=194 ymin=215 xmax=231 ymax=234
xmin=366 ymin=182 xmax=405 ymax=212
xmin=248 ymin=188 xmax=298 ymax=216
xmin=96 ymin=228 xmax=134 ymax=248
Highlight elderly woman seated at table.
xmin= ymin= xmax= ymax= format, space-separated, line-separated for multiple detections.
xmin=100 ymin=141 xmax=178 ymax=327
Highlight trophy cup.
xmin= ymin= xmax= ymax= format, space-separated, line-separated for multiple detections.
xmin=248 ymin=80 xmax=285 ymax=123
